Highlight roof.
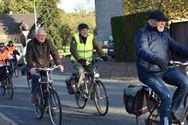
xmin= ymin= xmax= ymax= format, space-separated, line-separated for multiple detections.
xmin=0 ymin=13 xmax=35 ymax=35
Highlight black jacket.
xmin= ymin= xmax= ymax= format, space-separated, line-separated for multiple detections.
xmin=26 ymin=38 xmax=61 ymax=68
xmin=135 ymin=23 xmax=188 ymax=80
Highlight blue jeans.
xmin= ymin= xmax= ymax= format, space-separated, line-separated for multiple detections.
xmin=141 ymin=68 xmax=188 ymax=125
xmin=31 ymin=72 xmax=40 ymax=95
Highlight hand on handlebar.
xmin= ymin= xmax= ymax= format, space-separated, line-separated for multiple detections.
xmin=101 ymin=56 xmax=108 ymax=62
xmin=78 ymin=58 xmax=86 ymax=66
xmin=156 ymin=58 xmax=168 ymax=72
xmin=58 ymin=65 xmax=64 ymax=72
xmin=30 ymin=67 xmax=36 ymax=75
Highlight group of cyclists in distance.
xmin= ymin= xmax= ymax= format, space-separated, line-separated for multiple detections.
xmin=0 ymin=9 xmax=188 ymax=125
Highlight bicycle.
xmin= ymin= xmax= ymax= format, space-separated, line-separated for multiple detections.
xmin=32 ymin=65 xmax=62 ymax=125
xmin=144 ymin=60 xmax=188 ymax=125
xmin=68 ymin=57 xmax=109 ymax=116
xmin=0 ymin=60 xmax=14 ymax=99
xmin=9 ymin=55 xmax=20 ymax=77
xmin=26 ymin=69 xmax=32 ymax=89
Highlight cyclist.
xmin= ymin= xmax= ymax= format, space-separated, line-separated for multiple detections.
xmin=26 ymin=28 xmax=64 ymax=103
xmin=0 ymin=42 xmax=13 ymax=82
xmin=70 ymin=23 xmax=108 ymax=93
xmin=135 ymin=10 xmax=188 ymax=125
xmin=7 ymin=40 xmax=20 ymax=58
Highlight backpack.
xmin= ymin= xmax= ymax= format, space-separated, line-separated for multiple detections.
xmin=123 ymin=84 xmax=149 ymax=116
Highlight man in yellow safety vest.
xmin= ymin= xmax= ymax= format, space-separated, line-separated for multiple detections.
xmin=70 ymin=23 xmax=108 ymax=93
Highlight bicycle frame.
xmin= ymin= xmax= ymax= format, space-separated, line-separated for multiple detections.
xmin=33 ymin=65 xmax=62 ymax=125
xmin=82 ymin=58 xmax=102 ymax=96
xmin=146 ymin=60 xmax=188 ymax=125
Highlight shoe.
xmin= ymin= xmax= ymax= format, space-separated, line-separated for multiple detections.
xmin=31 ymin=94 xmax=37 ymax=104
xmin=172 ymin=112 xmax=180 ymax=124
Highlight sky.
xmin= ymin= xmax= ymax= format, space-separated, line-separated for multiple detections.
xmin=57 ymin=0 xmax=95 ymax=13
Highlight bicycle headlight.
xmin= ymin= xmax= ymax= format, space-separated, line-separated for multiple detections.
xmin=94 ymin=73 xmax=100 ymax=78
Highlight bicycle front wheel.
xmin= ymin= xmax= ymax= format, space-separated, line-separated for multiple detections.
xmin=6 ymin=74 xmax=13 ymax=99
xmin=48 ymin=89 xmax=62 ymax=125
xmin=75 ymin=92 xmax=87 ymax=109
xmin=27 ymin=74 xmax=31 ymax=89
xmin=33 ymin=88 xmax=44 ymax=119
xmin=94 ymin=80 xmax=109 ymax=116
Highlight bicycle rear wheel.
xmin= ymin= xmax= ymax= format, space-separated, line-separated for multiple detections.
xmin=48 ymin=89 xmax=62 ymax=125
xmin=33 ymin=88 xmax=44 ymax=119
xmin=94 ymin=80 xmax=109 ymax=116
xmin=6 ymin=74 xmax=13 ymax=99
xmin=75 ymin=92 xmax=87 ymax=109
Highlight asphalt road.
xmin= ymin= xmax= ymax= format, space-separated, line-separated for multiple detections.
xmin=0 ymin=72 xmax=143 ymax=125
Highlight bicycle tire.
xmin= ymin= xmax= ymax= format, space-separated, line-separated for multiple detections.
xmin=94 ymin=80 xmax=109 ymax=116
xmin=6 ymin=74 xmax=13 ymax=99
xmin=75 ymin=92 xmax=87 ymax=109
xmin=0 ymin=80 xmax=6 ymax=95
xmin=48 ymin=89 xmax=62 ymax=125
xmin=33 ymin=87 xmax=44 ymax=119
xmin=27 ymin=74 xmax=31 ymax=89
xmin=14 ymin=66 xmax=19 ymax=77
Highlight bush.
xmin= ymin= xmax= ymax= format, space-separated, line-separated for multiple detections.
xmin=111 ymin=11 xmax=150 ymax=62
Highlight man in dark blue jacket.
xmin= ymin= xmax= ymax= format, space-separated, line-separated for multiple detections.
xmin=135 ymin=10 xmax=188 ymax=125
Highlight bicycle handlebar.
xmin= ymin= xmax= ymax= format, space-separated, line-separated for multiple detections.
xmin=91 ymin=57 xmax=103 ymax=64
xmin=169 ymin=60 xmax=188 ymax=66
xmin=35 ymin=65 xmax=60 ymax=72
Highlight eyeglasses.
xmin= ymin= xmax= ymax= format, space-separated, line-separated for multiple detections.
xmin=37 ymin=34 xmax=46 ymax=37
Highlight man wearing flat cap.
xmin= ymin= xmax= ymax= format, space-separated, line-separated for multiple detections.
xmin=135 ymin=10 xmax=188 ymax=125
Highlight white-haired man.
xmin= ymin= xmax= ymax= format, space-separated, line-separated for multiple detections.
xmin=26 ymin=28 xmax=64 ymax=103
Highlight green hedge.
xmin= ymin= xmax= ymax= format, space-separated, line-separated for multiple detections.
xmin=111 ymin=11 xmax=150 ymax=62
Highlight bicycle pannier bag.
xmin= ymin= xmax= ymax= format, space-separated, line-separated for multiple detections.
xmin=65 ymin=75 xmax=78 ymax=94
xmin=123 ymin=85 xmax=149 ymax=116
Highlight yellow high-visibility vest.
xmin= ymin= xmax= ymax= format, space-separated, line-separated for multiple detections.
xmin=71 ymin=33 xmax=94 ymax=65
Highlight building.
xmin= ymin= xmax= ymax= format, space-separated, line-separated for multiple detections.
xmin=95 ymin=0 xmax=123 ymax=41
xmin=0 ymin=13 xmax=35 ymax=46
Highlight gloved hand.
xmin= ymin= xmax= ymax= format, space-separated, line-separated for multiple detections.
xmin=155 ymin=57 xmax=168 ymax=72
xmin=13 ymin=50 xmax=20 ymax=56
xmin=101 ymin=56 xmax=108 ymax=62
xmin=78 ymin=58 xmax=86 ymax=66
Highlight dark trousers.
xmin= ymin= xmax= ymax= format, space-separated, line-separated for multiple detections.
xmin=0 ymin=66 xmax=12 ymax=81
